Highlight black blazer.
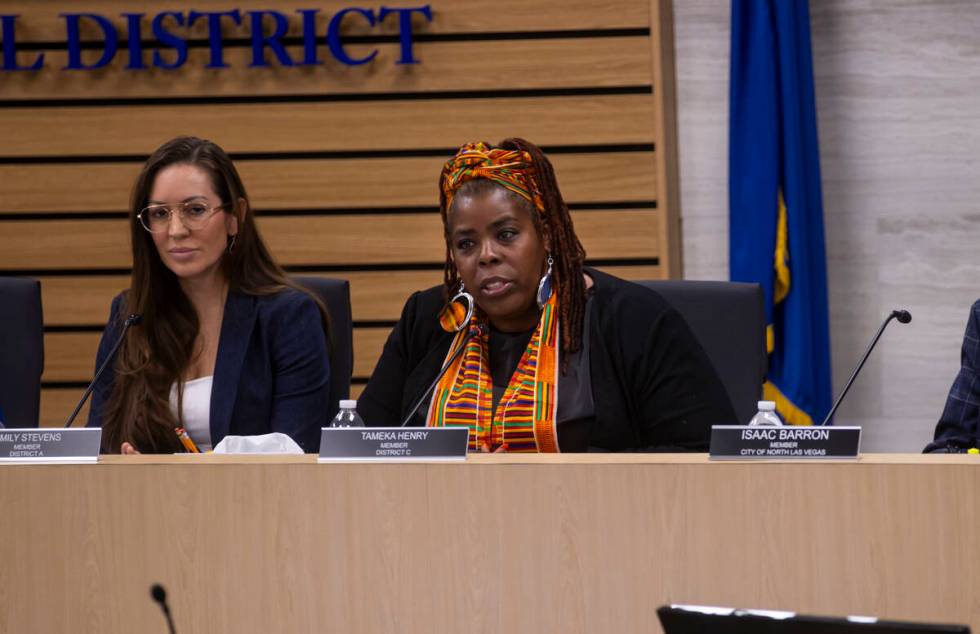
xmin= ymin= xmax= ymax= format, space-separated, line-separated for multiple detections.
xmin=359 ymin=268 xmax=736 ymax=451
xmin=87 ymin=289 xmax=331 ymax=453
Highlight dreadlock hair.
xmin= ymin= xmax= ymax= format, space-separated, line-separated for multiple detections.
xmin=438 ymin=137 xmax=588 ymax=367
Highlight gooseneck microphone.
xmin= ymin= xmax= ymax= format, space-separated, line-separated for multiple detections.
xmin=820 ymin=309 xmax=911 ymax=426
xmin=399 ymin=324 xmax=485 ymax=427
xmin=150 ymin=583 xmax=177 ymax=634
xmin=63 ymin=313 xmax=142 ymax=428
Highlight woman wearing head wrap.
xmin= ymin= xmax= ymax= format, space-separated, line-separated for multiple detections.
xmin=359 ymin=138 xmax=735 ymax=451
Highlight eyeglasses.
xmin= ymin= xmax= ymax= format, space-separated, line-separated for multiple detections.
xmin=137 ymin=201 xmax=227 ymax=233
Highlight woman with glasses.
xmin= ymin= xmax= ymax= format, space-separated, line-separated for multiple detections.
xmin=87 ymin=136 xmax=331 ymax=454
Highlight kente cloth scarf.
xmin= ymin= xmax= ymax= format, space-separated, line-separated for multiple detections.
xmin=425 ymin=293 xmax=560 ymax=453
xmin=441 ymin=142 xmax=545 ymax=214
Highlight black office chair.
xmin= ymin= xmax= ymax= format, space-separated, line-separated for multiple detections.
xmin=295 ymin=277 xmax=353 ymax=422
xmin=637 ymin=280 xmax=766 ymax=425
xmin=0 ymin=277 xmax=44 ymax=427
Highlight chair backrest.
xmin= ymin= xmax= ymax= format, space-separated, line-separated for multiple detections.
xmin=637 ymin=280 xmax=766 ymax=425
xmin=294 ymin=277 xmax=353 ymax=421
xmin=0 ymin=277 xmax=44 ymax=427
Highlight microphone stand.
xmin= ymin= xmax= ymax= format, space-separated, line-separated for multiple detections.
xmin=820 ymin=310 xmax=911 ymax=426
xmin=150 ymin=584 xmax=177 ymax=634
xmin=399 ymin=324 xmax=484 ymax=427
xmin=64 ymin=314 xmax=142 ymax=428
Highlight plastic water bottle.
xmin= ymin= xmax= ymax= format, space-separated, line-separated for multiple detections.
xmin=329 ymin=399 xmax=366 ymax=428
xmin=748 ymin=401 xmax=782 ymax=427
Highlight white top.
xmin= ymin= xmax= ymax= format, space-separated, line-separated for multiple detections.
xmin=169 ymin=376 xmax=214 ymax=452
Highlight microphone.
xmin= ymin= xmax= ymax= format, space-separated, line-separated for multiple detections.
xmin=399 ymin=324 xmax=484 ymax=427
xmin=64 ymin=313 xmax=142 ymax=428
xmin=820 ymin=309 xmax=911 ymax=426
xmin=150 ymin=583 xmax=177 ymax=634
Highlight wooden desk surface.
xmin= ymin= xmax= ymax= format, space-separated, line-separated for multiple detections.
xmin=95 ymin=452 xmax=980 ymax=464
xmin=2 ymin=454 xmax=977 ymax=633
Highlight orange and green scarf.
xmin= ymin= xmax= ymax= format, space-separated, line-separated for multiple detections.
xmin=441 ymin=142 xmax=545 ymax=214
xmin=426 ymin=293 xmax=560 ymax=453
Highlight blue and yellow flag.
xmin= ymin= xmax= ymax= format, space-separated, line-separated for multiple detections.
xmin=729 ymin=0 xmax=832 ymax=425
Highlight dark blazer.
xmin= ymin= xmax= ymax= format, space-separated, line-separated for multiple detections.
xmin=87 ymin=289 xmax=331 ymax=453
xmin=359 ymin=268 xmax=737 ymax=451
xmin=926 ymin=300 xmax=980 ymax=452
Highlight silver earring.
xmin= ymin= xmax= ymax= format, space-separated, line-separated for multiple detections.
xmin=450 ymin=282 xmax=475 ymax=330
xmin=439 ymin=282 xmax=476 ymax=333
xmin=227 ymin=234 xmax=237 ymax=255
xmin=536 ymin=255 xmax=553 ymax=309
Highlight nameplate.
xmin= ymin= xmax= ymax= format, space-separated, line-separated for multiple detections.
xmin=0 ymin=428 xmax=102 ymax=463
xmin=709 ymin=425 xmax=861 ymax=459
xmin=318 ymin=427 xmax=469 ymax=462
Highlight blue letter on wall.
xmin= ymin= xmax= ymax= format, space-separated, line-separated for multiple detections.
xmin=378 ymin=5 xmax=432 ymax=64
xmin=122 ymin=13 xmax=146 ymax=70
xmin=326 ymin=8 xmax=378 ymax=66
xmin=297 ymin=9 xmax=321 ymax=66
xmin=152 ymin=12 xmax=189 ymax=69
xmin=62 ymin=13 xmax=118 ymax=70
xmin=248 ymin=11 xmax=294 ymax=67
xmin=1 ymin=15 xmax=45 ymax=71
xmin=188 ymin=10 xmax=242 ymax=69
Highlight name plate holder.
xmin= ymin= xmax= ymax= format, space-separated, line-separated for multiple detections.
xmin=318 ymin=427 xmax=469 ymax=462
xmin=0 ymin=428 xmax=102 ymax=464
xmin=710 ymin=425 xmax=861 ymax=460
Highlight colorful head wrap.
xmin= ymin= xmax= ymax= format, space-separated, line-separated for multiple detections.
xmin=440 ymin=142 xmax=545 ymax=214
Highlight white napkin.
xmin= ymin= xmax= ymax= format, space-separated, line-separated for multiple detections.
xmin=211 ymin=433 xmax=304 ymax=454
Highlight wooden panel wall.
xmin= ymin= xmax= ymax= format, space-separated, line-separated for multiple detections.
xmin=0 ymin=0 xmax=680 ymax=426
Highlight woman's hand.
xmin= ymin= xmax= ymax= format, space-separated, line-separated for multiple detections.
xmin=480 ymin=441 xmax=509 ymax=453
xmin=121 ymin=442 xmax=141 ymax=455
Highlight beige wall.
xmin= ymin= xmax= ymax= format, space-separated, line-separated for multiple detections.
xmin=674 ymin=0 xmax=980 ymax=451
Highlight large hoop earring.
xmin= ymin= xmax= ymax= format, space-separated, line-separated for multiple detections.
xmin=227 ymin=234 xmax=237 ymax=255
xmin=536 ymin=254 xmax=554 ymax=309
xmin=439 ymin=282 xmax=475 ymax=333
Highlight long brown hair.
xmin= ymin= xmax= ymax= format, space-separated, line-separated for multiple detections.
xmin=439 ymin=137 xmax=588 ymax=363
xmin=102 ymin=136 xmax=329 ymax=453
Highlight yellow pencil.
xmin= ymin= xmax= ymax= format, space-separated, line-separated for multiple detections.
xmin=175 ymin=427 xmax=200 ymax=453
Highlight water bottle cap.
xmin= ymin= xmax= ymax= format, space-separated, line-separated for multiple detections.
xmin=339 ymin=399 xmax=357 ymax=409
xmin=758 ymin=401 xmax=776 ymax=411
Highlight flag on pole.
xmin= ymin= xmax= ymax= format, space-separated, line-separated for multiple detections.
xmin=729 ymin=0 xmax=832 ymax=425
